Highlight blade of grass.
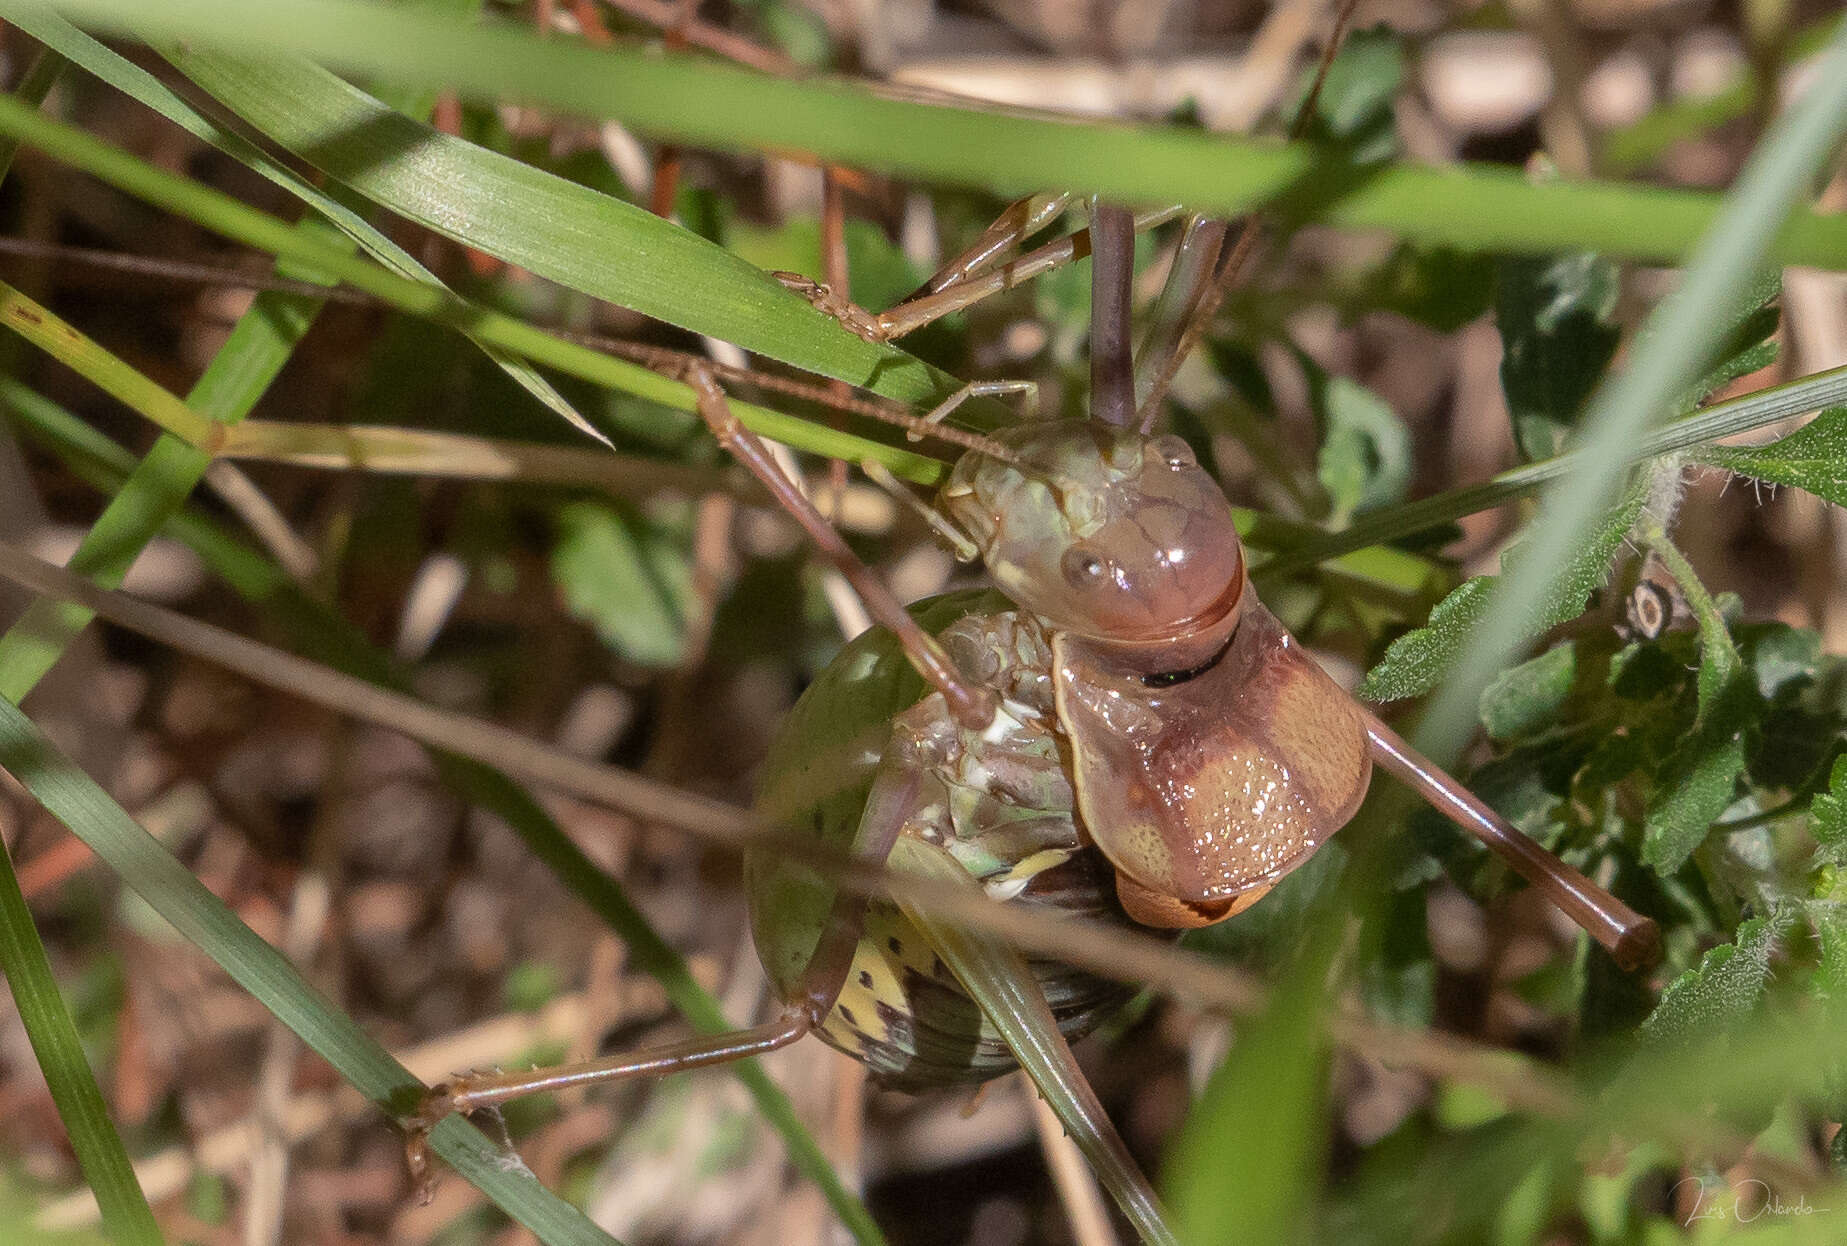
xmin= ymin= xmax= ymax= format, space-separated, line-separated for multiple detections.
xmin=26 ymin=0 xmax=1847 ymax=268
xmin=0 ymin=46 xmax=160 ymax=1242
xmin=0 ymin=697 xmax=625 ymax=1246
xmin=167 ymin=48 xmax=950 ymax=401
xmin=1411 ymin=21 xmax=1847 ymax=767
xmin=0 ymin=828 xmax=161 ymax=1242
xmin=0 ymin=92 xmax=949 ymax=482
xmin=890 ymin=836 xmax=1177 ymax=1246
xmin=1 ymin=0 xmax=610 ymax=446
xmin=0 ymin=1 xmax=958 ymax=416
xmin=1252 ymin=360 xmax=1847 ymax=579
xmin=1601 ymin=13 xmax=1842 ymax=174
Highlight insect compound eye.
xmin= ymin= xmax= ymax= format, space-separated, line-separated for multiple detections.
xmin=1061 ymin=546 xmax=1110 ymax=591
xmin=1151 ymin=434 xmax=1196 ymax=470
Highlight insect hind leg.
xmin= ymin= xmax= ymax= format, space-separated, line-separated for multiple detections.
xmin=404 ymin=1013 xmax=812 ymax=1201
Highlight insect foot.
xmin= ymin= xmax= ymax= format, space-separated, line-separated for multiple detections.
xmin=402 ymin=1081 xmax=459 ymax=1205
xmin=772 ymin=270 xmax=889 ymax=342
xmin=402 ymin=1068 xmax=515 ymax=1204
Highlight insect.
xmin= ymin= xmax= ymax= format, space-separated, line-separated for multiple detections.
xmin=402 ymin=188 xmax=1660 ymax=1234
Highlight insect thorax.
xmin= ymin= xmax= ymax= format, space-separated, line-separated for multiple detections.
xmin=749 ymin=594 xmax=1138 ymax=1089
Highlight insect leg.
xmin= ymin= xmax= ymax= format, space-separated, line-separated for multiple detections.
xmin=920 ymin=192 xmax=1073 ymax=294
xmin=780 ymin=205 xmax=1186 ymax=344
xmin=406 ymin=762 xmax=934 ymax=1197
xmin=404 ymin=1015 xmax=812 ymax=1197
xmin=1363 ymin=716 xmax=1662 ymax=970
xmin=686 ymin=366 xmax=999 ymax=729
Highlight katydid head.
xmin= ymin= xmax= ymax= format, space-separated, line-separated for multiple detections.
xmin=939 ymin=421 xmax=1246 ymax=647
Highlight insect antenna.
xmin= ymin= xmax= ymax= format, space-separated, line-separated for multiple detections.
xmin=1088 ymin=200 xmax=1138 ymax=429
xmin=1134 ymin=0 xmax=1367 ymax=432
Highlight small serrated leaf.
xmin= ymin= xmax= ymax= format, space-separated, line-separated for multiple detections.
xmin=1359 ymin=485 xmax=1646 ymax=703
xmin=1680 ymin=281 xmax=1781 ymax=408
xmin=1693 ymin=623 xmax=1744 ymax=726
xmin=551 ymin=500 xmax=694 ymax=668
xmin=1639 ymin=911 xmax=1789 ymax=1048
xmin=1306 ymin=367 xmax=1412 ymax=524
xmin=1697 ymin=407 xmax=1847 ymax=507
xmin=1811 ymin=756 xmax=1847 ymax=868
xmin=1809 ymin=899 xmax=1847 ymax=1001
xmin=1478 ymin=643 xmax=1577 ymax=741
xmin=1642 ymin=724 xmax=1748 ymax=874
xmin=1496 ymin=253 xmax=1622 ymax=461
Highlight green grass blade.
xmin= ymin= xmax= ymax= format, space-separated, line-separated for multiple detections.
xmin=26 ymin=0 xmax=1847 ymax=268
xmin=1410 ymin=19 xmax=1847 ymax=767
xmin=0 ymin=697 xmax=623 ymax=1246
xmin=0 ymin=279 xmax=215 ymax=444
xmin=0 ymin=92 xmax=948 ymax=480
xmin=2 ymin=0 xmax=607 ymax=445
xmin=0 ymin=272 xmax=318 ymax=698
xmin=1601 ymin=14 xmax=1841 ymax=174
xmin=2 ymin=1 xmax=959 ymax=416
xmin=890 ymin=836 xmax=1178 ymax=1246
xmin=1164 ymin=960 xmax=1328 ymax=1246
xmin=0 ymin=838 xmax=161 ymax=1243
xmin=167 ymin=48 xmax=949 ymax=404
xmin=0 ymin=49 xmax=161 ymax=1243
xmin=0 ymin=380 xmax=888 ymax=1245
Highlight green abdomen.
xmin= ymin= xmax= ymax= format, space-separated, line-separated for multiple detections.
xmin=748 ymin=591 xmax=1133 ymax=1089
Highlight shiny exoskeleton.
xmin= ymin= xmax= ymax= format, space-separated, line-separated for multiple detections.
xmin=748 ymin=419 xmax=1377 ymax=1084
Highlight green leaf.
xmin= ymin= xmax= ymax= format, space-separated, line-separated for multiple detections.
xmin=551 ymin=501 xmax=696 ymax=668
xmin=1737 ymin=620 xmax=1821 ymax=702
xmin=1298 ymin=27 xmax=1404 ymax=164
xmin=1307 ymin=365 xmax=1412 ymax=523
xmin=1640 ymin=911 xmax=1788 ymax=1047
xmin=1699 ymin=406 xmax=1847 ymax=507
xmin=163 ymin=47 xmax=944 ymax=405
xmin=1641 ymin=722 xmax=1749 ymax=874
xmin=1812 ymin=757 xmax=1847 ymax=868
xmin=1478 ymin=643 xmax=1577 ymax=742
xmin=1358 ymin=484 xmax=1646 ymax=703
xmin=1495 ymin=253 xmax=1622 ymax=461
xmin=1166 ymin=944 xmax=1329 ymax=1245
xmin=1685 ymin=299 xmax=1781 ymax=407
xmin=1355 ymin=244 xmax=1497 ymax=333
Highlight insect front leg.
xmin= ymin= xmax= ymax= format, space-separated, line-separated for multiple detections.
xmin=685 ymin=366 xmax=998 ymax=729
